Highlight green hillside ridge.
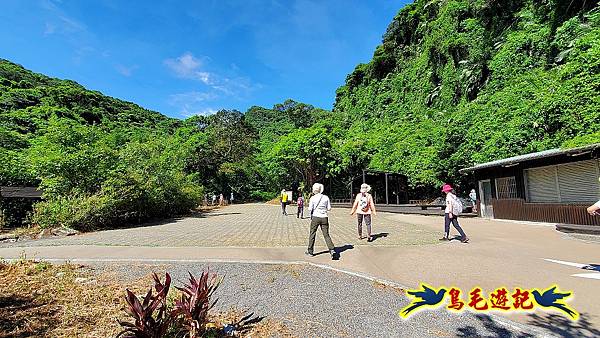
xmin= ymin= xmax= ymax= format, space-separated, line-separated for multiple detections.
xmin=0 ymin=59 xmax=175 ymax=132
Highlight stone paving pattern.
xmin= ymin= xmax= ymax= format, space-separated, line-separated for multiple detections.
xmin=6 ymin=204 xmax=440 ymax=248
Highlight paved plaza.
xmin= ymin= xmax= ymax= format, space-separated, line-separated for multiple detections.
xmin=2 ymin=203 xmax=600 ymax=337
xmin=1 ymin=204 xmax=439 ymax=247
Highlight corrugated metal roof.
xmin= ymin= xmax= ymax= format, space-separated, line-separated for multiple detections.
xmin=460 ymin=143 xmax=600 ymax=173
xmin=0 ymin=186 xmax=43 ymax=198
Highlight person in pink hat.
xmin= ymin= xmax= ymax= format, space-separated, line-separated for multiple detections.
xmin=439 ymin=183 xmax=469 ymax=243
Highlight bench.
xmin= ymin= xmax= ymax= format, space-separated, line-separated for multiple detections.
xmin=417 ymin=204 xmax=446 ymax=211
xmin=556 ymin=223 xmax=600 ymax=235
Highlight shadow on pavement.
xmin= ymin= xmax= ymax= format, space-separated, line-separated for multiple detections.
xmin=370 ymin=232 xmax=389 ymax=241
xmin=199 ymin=212 xmax=243 ymax=217
xmin=456 ymin=314 xmax=534 ymax=338
xmin=455 ymin=313 xmax=600 ymax=338
xmin=525 ymin=312 xmax=600 ymax=338
xmin=314 ymin=244 xmax=354 ymax=257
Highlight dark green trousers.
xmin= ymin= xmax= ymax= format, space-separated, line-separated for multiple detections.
xmin=307 ymin=216 xmax=335 ymax=253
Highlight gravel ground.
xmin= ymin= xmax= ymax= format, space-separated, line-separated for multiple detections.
xmin=87 ymin=261 xmax=553 ymax=338
xmin=562 ymin=232 xmax=600 ymax=244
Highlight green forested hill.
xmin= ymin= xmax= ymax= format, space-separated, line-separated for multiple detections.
xmin=0 ymin=60 xmax=209 ymax=228
xmin=0 ymin=59 xmax=174 ymax=130
xmin=333 ymin=0 xmax=600 ymax=188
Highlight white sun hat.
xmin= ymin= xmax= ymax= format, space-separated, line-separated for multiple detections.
xmin=360 ymin=183 xmax=371 ymax=193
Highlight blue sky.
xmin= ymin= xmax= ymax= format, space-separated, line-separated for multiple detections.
xmin=1 ymin=0 xmax=409 ymax=118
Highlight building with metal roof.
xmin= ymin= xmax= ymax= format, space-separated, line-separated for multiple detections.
xmin=460 ymin=144 xmax=600 ymax=232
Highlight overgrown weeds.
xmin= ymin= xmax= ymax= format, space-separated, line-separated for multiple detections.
xmin=0 ymin=260 xmax=289 ymax=337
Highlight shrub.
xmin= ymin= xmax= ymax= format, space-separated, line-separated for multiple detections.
xmin=172 ymin=270 xmax=221 ymax=338
xmin=118 ymin=270 xmax=221 ymax=338
xmin=117 ymin=273 xmax=172 ymax=338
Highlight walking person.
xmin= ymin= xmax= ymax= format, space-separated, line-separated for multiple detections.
xmin=219 ymin=193 xmax=224 ymax=206
xmin=297 ymin=194 xmax=305 ymax=219
xmin=305 ymin=183 xmax=336 ymax=260
xmin=280 ymin=189 xmax=289 ymax=215
xmin=230 ymin=192 xmax=234 ymax=204
xmin=439 ymin=184 xmax=469 ymax=243
xmin=469 ymin=189 xmax=477 ymax=213
xmin=350 ymin=183 xmax=377 ymax=242
xmin=211 ymin=193 xmax=217 ymax=206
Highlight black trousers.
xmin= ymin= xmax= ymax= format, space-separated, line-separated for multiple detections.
xmin=444 ymin=213 xmax=466 ymax=238
xmin=281 ymin=202 xmax=287 ymax=214
xmin=307 ymin=216 xmax=335 ymax=253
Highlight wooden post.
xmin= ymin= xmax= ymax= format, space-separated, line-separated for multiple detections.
xmin=385 ymin=173 xmax=389 ymax=205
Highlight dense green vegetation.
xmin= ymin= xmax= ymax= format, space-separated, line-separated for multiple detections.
xmin=0 ymin=61 xmax=260 ymax=228
xmin=1 ymin=0 xmax=599 ymax=229
xmin=333 ymin=0 xmax=600 ymax=189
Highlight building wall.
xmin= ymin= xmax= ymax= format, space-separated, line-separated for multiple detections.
xmin=472 ymin=150 xmax=600 ymax=226
xmin=492 ymin=198 xmax=600 ymax=225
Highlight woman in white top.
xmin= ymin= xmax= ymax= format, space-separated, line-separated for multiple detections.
xmin=305 ymin=183 xmax=336 ymax=260
xmin=350 ymin=183 xmax=377 ymax=242
xmin=440 ymin=184 xmax=469 ymax=243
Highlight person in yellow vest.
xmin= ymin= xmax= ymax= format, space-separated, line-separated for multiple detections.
xmin=280 ymin=189 xmax=289 ymax=215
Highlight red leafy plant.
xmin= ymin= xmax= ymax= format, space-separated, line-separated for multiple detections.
xmin=172 ymin=270 xmax=221 ymax=338
xmin=117 ymin=272 xmax=173 ymax=338
xmin=118 ymin=270 xmax=221 ymax=338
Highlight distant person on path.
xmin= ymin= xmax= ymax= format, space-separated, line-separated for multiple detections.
xmin=350 ymin=183 xmax=377 ymax=242
xmin=219 ymin=193 xmax=224 ymax=206
xmin=211 ymin=194 xmax=217 ymax=206
xmin=297 ymin=194 xmax=305 ymax=219
xmin=306 ymin=183 xmax=336 ymax=260
xmin=440 ymin=184 xmax=469 ymax=243
xmin=230 ymin=192 xmax=234 ymax=204
xmin=469 ymin=189 xmax=477 ymax=213
xmin=280 ymin=189 xmax=289 ymax=215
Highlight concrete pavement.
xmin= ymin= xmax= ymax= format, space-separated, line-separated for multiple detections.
xmin=1 ymin=203 xmax=599 ymax=336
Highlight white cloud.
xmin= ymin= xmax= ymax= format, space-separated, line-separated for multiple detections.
xmin=164 ymin=52 xmax=212 ymax=84
xmin=168 ymin=91 xmax=220 ymax=117
xmin=181 ymin=106 xmax=219 ymax=118
xmin=168 ymin=91 xmax=217 ymax=105
xmin=115 ymin=64 xmax=139 ymax=77
xmin=165 ymin=53 xmax=260 ymax=117
xmin=193 ymin=108 xmax=219 ymax=116
xmin=44 ymin=22 xmax=56 ymax=35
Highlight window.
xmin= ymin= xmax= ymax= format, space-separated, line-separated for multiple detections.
xmin=495 ymin=176 xmax=518 ymax=199
xmin=526 ymin=159 xmax=600 ymax=203
xmin=526 ymin=167 xmax=559 ymax=202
